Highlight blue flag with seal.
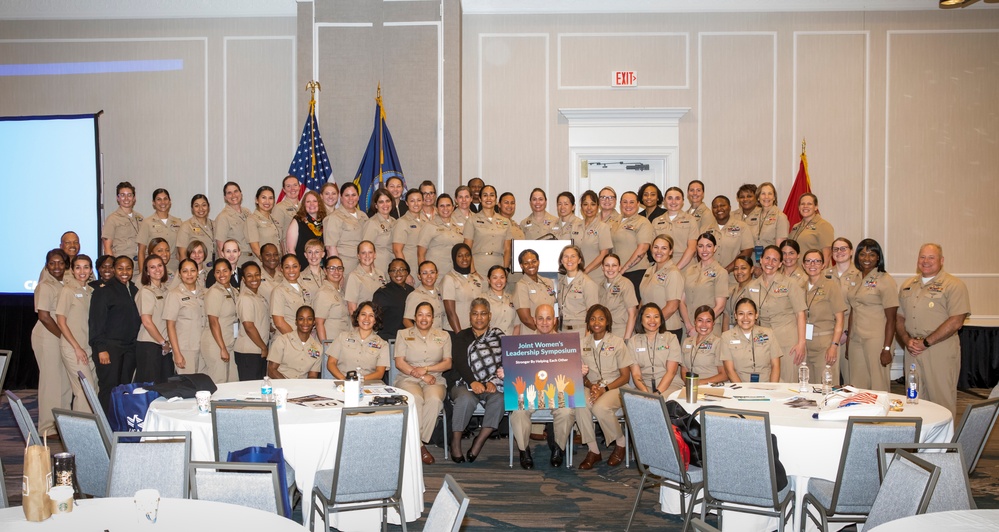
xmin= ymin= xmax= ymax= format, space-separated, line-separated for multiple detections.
xmin=288 ymin=82 xmax=334 ymax=193
xmin=353 ymin=85 xmax=405 ymax=212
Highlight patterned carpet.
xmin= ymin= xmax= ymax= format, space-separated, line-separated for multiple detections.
xmin=2 ymin=386 xmax=998 ymax=530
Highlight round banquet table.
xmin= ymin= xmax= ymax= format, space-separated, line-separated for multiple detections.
xmin=144 ymin=379 xmax=425 ymax=531
xmin=867 ymin=509 xmax=999 ymax=531
xmin=0 ymin=497 xmax=304 ymax=531
xmin=659 ymin=383 xmax=954 ymax=532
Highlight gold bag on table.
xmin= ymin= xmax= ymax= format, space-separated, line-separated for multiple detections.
xmin=22 ymin=441 xmax=53 ymax=522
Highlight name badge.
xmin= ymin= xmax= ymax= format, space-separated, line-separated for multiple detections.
xmin=729 ymin=340 xmax=741 ymax=345
xmin=750 ymin=373 xmax=761 ymax=383
xmin=635 ymin=348 xmax=646 ymax=352
xmin=805 ymin=323 xmax=814 ymax=340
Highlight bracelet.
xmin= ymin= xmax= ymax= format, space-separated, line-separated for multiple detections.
xmin=832 ymin=342 xmax=840 ymax=347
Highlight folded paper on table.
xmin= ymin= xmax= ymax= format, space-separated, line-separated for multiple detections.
xmin=813 ymin=390 xmax=889 ymax=420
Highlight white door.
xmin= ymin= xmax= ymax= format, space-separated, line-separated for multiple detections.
xmin=577 ymin=158 xmax=666 ymax=198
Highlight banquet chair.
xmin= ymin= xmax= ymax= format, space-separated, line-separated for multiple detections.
xmin=210 ymin=400 xmax=297 ymax=502
xmin=620 ymin=388 xmax=703 ymax=532
xmin=321 ymin=340 xmax=334 ymax=379
xmin=699 ymin=408 xmax=794 ymax=530
xmin=0 ymin=349 xmax=11 ymax=392
xmin=53 ymin=408 xmax=111 ymax=497
xmin=421 ymin=474 xmax=470 ymax=532
xmin=310 ymin=406 xmax=409 ymax=532
xmin=689 ymin=517 xmax=720 ymax=532
xmin=951 ymin=397 xmax=999 ymax=474
xmin=799 ymin=416 xmax=922 ymax=531
xmin=189 ymin=461 xmax=285 ymax=516
xmin=107 ymin=431 xmax=190 ymax=498
xmin=506 ymin=409 xmax=571 ymax=468
xmin=78 ymin=371 xmax=114 ymax=445
xmin=877 ymin=443 xmax=976 ymax=513
xmin=4 ymin=390 xmax=41 ymax=446
xmin=0 ymin=456 xmax=8 ymax=509
xmin=863 ymin=449 xmax=940 ymax=529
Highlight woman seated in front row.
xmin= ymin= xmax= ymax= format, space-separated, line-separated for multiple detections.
xmin=326 ymin=301 xmax=390 ymax=383
xmin=719 ymin=298 xmax=782 ymax=383
xmin=266 ymin=305 xmax=322 ymax=379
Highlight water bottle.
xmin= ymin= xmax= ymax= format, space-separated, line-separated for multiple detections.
xmin=798 ymin=363 xmax=810 ymax=393
xmin=907 ymin=364 xmax=919 ymax=404
xmin=261 ymin=376 xmax=273 ymax=402
xmin=822 ymin=365 xmax=833 ymax=396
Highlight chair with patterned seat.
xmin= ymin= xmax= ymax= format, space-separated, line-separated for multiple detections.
xmin=863 ymin=449 xmax=940 ymax=529
xmin=951 ymin=397 xmax=999 ymax=475
xmin=53 ymin=408 xmax=111 ymax=497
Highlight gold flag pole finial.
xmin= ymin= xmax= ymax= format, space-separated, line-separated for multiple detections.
xmin=305 ymin=81 xmax=322 ymax=181
xmin=801 ymin=138 xmax=806 ymax=156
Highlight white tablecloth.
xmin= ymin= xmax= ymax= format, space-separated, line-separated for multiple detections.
xmin=144 ymin=379 xmax=425 ymax=531
xmin=868 ymin=509 xmax=999 ymax=531
xmin=0 ymin=497 xmax=304 ymax=531
xmin=659 ymin=383 xmax=954 ymax=531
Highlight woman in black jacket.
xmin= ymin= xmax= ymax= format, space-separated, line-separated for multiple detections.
xmin=89 ymin=255 xmax=142 ymax=412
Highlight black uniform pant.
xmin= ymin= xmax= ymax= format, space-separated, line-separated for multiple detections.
xmin=234 ymin=351 xmax=267 ymax=381
xmin=134 ymin=341 xmax=176 ymax=384
xmin=92 ymin=341 xmax=137 ymax=416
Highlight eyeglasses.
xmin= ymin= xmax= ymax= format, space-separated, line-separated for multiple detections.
xmin=422 ymin=191 xmax=436 ymax=196
xmin=599 ymin=195 xmax=616 ymax=201
xmin=419 ymin=270 xmax=437 ymax=276
xmin=803 ymin=259 xmax=823 ymax=265
xmin=832 ymin=247 xmax=851 ymax=253
xmin=325 ymin=266 xmax=344 ymax=271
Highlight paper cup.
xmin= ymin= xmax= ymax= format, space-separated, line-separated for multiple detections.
xmin=49 ymin=485 xmax=74 ymax=515
xmin=195 ymin=390 xmax=212 ymax=414
xmin=274 ymin=388 xmax=288 ymax=409
xmin=134 ymin=488 xmax=160 ymax=525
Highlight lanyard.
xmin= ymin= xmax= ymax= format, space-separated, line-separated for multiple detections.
xmin=592 ymin=338 xmax=608 ymax=379
xmin=805 ymin=282 xmax=821 ymax=319
xmin=645 ymin=334 xmax=658 ymax=391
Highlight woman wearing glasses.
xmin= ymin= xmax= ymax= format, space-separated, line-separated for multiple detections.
xmin=826 ymin=238 xmax=862 ymax=383
xmin=314 ymin=256 xmax=350 ymax=344
xmin=801 ymin=248 xmax=847 ymax=383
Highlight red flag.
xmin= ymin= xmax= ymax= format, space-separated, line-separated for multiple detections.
xmin=783 ymin=149 xmax=811 ymax=227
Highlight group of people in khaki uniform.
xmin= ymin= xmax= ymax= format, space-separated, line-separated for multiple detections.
xmin=32 ymin=176 xmax=969 ymax=479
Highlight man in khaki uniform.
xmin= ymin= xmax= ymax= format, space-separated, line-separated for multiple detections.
xmin=102 ymin=181 xmax=144 ymax=262
xmin=896 ymin=243 xmax=970 ymax=415
xmin=509 ymin=304 xmax=585 ymax=469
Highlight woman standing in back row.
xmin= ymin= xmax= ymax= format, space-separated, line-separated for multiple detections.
xmin=215 ymin=182 xmax=252 ymax=267
xmin=34 ymin=249 xmax=71 ymax=432
xmin=55 ymin=254 xmax=98 ymax=413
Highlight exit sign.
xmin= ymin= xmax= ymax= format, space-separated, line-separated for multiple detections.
xmin=612 ymin=71 xmax=638 ymax=87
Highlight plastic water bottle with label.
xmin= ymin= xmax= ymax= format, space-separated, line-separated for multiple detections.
xmin=822 ymin=365 xmax=834 ymax=406
xmin=798 ymin=362 xmax=810 ymax=393
xmin=906 ymin=364 xmax=919 ymax=405
xmin=261 ymin=376 xmax=273 ymax=402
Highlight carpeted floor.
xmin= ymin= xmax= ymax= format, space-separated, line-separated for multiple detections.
xmin=2 ymin=386 xmax=998 ymax=530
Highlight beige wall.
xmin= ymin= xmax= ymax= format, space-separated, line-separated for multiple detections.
xmin=462 ymin=10 xmax=999 ymax=319
xmin=0 ymin=17 xmax=297 ymax=219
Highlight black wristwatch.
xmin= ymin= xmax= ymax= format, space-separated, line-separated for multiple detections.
xmin=922 ymin=338 xmax=931 ymax=348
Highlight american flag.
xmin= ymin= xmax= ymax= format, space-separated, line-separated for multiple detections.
xmin=288 ymin=103 xmax=334 ymax=192
xmin=838 ymin=392 xmax=880 ymax=408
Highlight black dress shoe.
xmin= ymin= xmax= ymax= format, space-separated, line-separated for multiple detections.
xmin=451 ymin=452 xmax=466 ymax=464
xmin=519 ymin=449 xmax=534 ymax=470
xmin=550 ymin=445 xmax=565 ymax=468
xmin=466 ymin=449 xmax=478 ymax=463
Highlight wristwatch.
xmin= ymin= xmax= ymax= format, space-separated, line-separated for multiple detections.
xmin=883 ymin=346 xmax=892 ymax=351
xmin=922 ymin=338 xmax=931 ymax=348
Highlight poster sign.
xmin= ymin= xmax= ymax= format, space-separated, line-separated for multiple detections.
xmin=502 ymin=333 xmax=586 ymax=411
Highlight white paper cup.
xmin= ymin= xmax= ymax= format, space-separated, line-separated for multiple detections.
xmin=49 ymin=485 xmax=74 ymax=515
xmin=274 ymin=388 xmax=288 ymax=409
xmin=134 ymin=488 xmax=160 ymax=525
xmin=195 ymin=390 xmax=211 ymax=414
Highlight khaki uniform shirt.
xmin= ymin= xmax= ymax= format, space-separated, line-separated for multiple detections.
xmin=707 ymin=220 xmax=754 ymax=268
xmin=684 ymin=260 xmax=729 ymax=333
xmin=581 ymin=333 xmax=634 ymax=384
xmin=257 ymin=269 xmax=283 ymax=304
xmin=344 ymin=267 xmax=387 ymax=306
xmin=202 ymin=283 xmax=239 ymax=353
xmin=681 ymin=333 xmax=723 ymax=382
xmin=520 ymin=212 xmax=559 ymax=240
xmin=392 ymin=212 xmax=424 ymax=270
xmin=137 ymin=214 xmax=182 ymax=269
xmin=600 ymin=276 xmax=639 ymax=337
xmin=135 ymin=284 xmax=169 ymax=344
xmin=313 ymin=283 xmax=349 ymax=342
xmin=102 ymin=207 xmax=144 ymax=259
xmin=267 ymin=331 xmax=322 ymax=379
xmin=640 ymin=262 xmax=685 ymax=330
xmin=551 ymin=215 xmax=582 ymax=241
xmin=361 ymin=214 xmax=397 ymax=274
xmin=687 ymin=203 xmax=713 ymax=234
xmin=330 ymin=329 xmax=391 ymax=377
xmin=719 ymin=327 xmax=782 ymax=382
xmin=463 ymin=211 xmax=512 ymax=272
xmin=571 ymin=217 xmax=614 ymax=285
xmin=805 ymin=276 xmax=848 ymax=337
xmin=788 ymin=215 xmax=834 ymax=256
xmin=749 ymin=273 xmax=807 ymax=354
xmin=245 ymin=210 xmax=282 ymax=252
xmin=847 ymin=271 xmax=900 ymax=343
xmin=404 ymin=285 xmax=446 ymax=330
xmin=272 ymin=197 xmax=300 ymax=234
xmin=324 ymin=207 xmax=368 ymax=273
xmin=55 ymin=278 xmax=94 ymax=355
xmin=234 ymin=288 xmax=270 ymax=354
xmin=417 ymin=217 xmax=464 ymax=281
xmin=441 ymin=271 xmax=485 ymax=332
xmin=298 ymin=266 xmax=325 ymax=306
xmin=612 ymin=215 xmax=655 ymax=273
xmin=484 ymin=291 xmax=518 ymax=336
xmin=163 ymin=285 xmax=206 ymax=352
xmin=270 ymin=281 xmax=307 ymax=330
xmin=215 ymin=206 xmax=253 ymax=266
xmin=394 ymin=327 xmax=452 ymax=381
xmin=898 ymin=270 xmax=970 ymax=338
xmin=176 ymin=217 xmax=215 ymax=256
xmin=628 ymin=332 xmax=682 ymax=390
xmin=557 ymin=273 xmax=600 ymax=330
xmin=752 ymin=206 xmax=789 ymax=248
xmin=651 ymin=211 xmax=699 ymax=264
